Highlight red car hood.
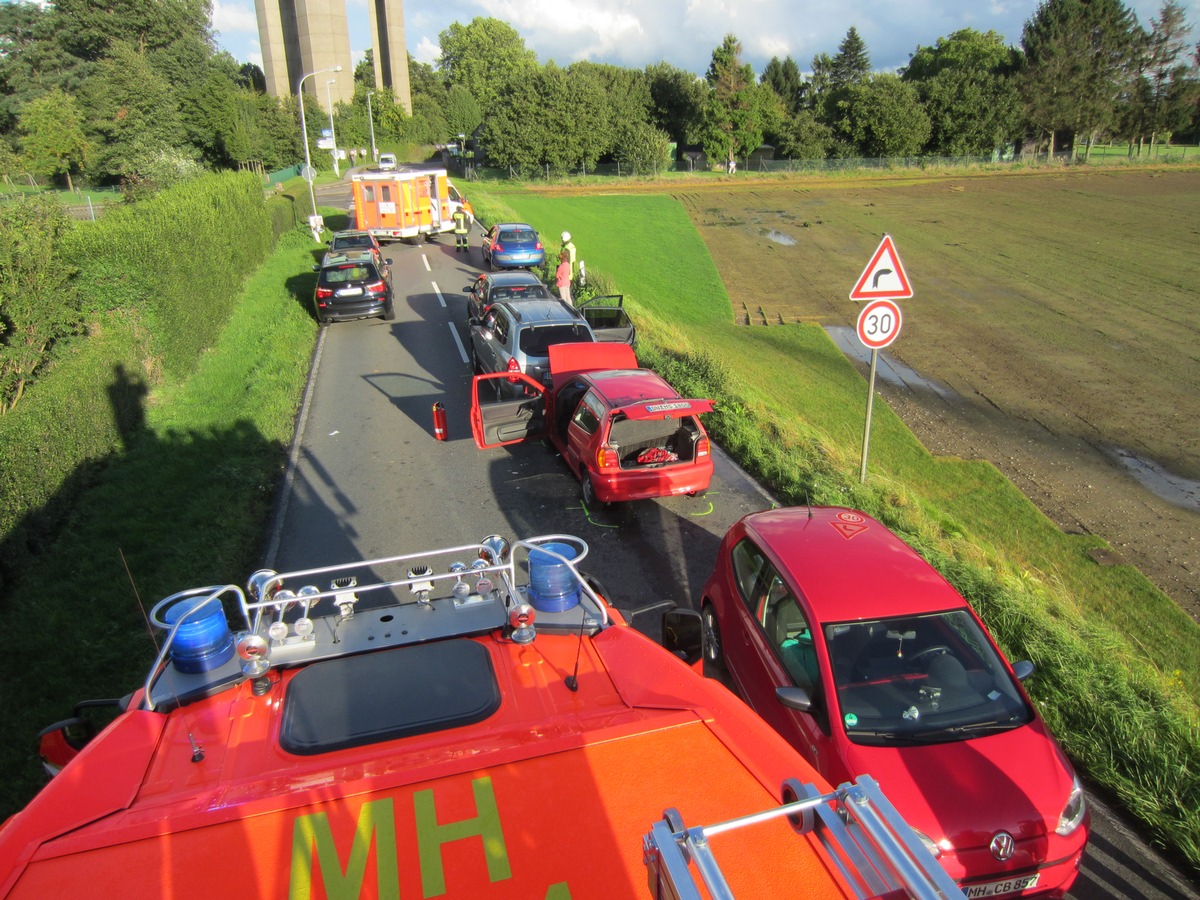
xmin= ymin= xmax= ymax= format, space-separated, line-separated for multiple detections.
xmin=841 ymin=719 xmax=1076 ymax=852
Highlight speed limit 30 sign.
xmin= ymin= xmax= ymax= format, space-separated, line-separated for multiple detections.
xmin=856 ymin=299 xmax=903 ymax=350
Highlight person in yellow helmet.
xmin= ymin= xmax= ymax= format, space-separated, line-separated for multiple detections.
xmin=561 ymin=231 xmax=577 ymax=278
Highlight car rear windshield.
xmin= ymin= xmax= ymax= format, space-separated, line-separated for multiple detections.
xmin=518 ymin=323 xmax=591 ymax=355
xmin=321 ymin=264 xmax=377 ymax=284
xmin=500 ymin=229 xmax=537 ymax=244
xmin=334 ymin=235 xmax=373 ymax=250
xmin=492 ymin=285 xmax=551 ymax=301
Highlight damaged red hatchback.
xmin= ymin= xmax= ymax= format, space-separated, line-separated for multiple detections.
xmin=470 ymin=343 xmax=713 ymax=506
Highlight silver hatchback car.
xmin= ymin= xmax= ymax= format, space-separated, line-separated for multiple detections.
xmin=468 ymin=299 xmax=594 ymax=398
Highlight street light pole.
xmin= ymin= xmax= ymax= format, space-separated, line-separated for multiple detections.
xmin=297 ymin=64 xmax=342 ymax=232
xmin=326 ymin=79 xmax=340 ymax=177
xmin=366 ymin=90 xmax=377 ymax=162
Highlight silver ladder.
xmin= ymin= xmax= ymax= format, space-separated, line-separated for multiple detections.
xmin=642 ymin=774 xmax=965 ymax=900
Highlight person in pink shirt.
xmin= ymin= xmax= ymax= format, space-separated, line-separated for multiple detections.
xmin=555 ymin=249 xmax=572 ymax=304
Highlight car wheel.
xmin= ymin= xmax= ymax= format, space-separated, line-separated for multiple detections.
xmin=489 ymin=256 xmax=497 ymax=272
xmin=581 ymin=474 xmax=607 ymax=509
xmin=687 ymin=489 xmax=707 ymax=498
xmin=469 ymin=343 xmax=482 ymax=375
xmin=702 ymin=603 xmax=724 ymax=668
xmin=382 ymin=300 xmax=396 ymax=321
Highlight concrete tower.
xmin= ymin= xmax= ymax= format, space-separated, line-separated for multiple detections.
xmin=256 ymin=0 xmax=353 ymax=110
xmin=256 ymin=0 xmax=411 ymax=112
xmin=368 ymin=0 xmax=413 ymax=113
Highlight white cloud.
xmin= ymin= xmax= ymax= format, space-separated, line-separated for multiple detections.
xmin=211 ymin=0 xmax=258 ymax=36
xmin=213 ymin=0 xmax=1200 ymax=76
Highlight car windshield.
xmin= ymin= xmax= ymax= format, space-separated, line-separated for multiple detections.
xmin=826 ymin=610 xmax=1032 ymax=745
xmin=518 ymin=324 xmax=590 ymax=356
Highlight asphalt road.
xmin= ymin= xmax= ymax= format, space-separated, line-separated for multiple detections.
xmin=271 ymin=183 xmax=1199 ymax=899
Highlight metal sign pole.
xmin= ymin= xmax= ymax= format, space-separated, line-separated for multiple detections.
xmin=860 ymin=348 xmax=879 ymax=483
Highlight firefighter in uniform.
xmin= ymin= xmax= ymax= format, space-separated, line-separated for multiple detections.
xmin=452 ymin=207 xmax=472 ymax=253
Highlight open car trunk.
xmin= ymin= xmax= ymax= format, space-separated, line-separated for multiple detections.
xmin=609 ymin=415 xmax=704 ymax=469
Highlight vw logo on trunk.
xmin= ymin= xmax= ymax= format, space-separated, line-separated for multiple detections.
xmin=990 ymin=831 xmax=1016 ymax=861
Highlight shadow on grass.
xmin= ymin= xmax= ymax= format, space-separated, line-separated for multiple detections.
xmin=0 ymin=361 xmax=331 ymax=820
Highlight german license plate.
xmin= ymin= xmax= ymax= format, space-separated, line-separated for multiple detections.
xmin=336 ymin=287 xmax=363 ymax=297
xmin=965 ymin=874 xmax=1039 ymax=897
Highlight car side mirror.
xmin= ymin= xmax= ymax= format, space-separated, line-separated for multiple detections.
xmin=662 ymin=609 xmax=702 ymax=665
xmin=1011 ymin=660 xmax=1035 ymax=682
xmin=468 ymin=317 xmax=481 ymax=327
xmin=384 ymin=258 xmax=393 ymax=265
xmin=311 ymin=265 xmax=319 ymax=272
xmin=776 ymin=686 xmax=814 ymax=712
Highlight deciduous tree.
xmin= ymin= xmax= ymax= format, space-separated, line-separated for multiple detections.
xmin=437 ymin=17 xmax=538 ymax=113
xmin=836 ymin=74 xmax=931 ymax=157
xmin=645 ymin=61 xmax=705 ymax=149
xmin=17 ymin=88 xmax=90 ymax=190
xmin=902 ymin=29 xmax=1023 ymax=156
xmin=0 ymin=196 xmax=80 ymax=413
xmin=613 ymin=121 xmax=672 ymax=174
xmin=78 ymin=40 xmax=186 ymax=183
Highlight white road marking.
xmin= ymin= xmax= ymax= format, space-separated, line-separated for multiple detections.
xmin=422 ymin=254 xmax=431 ymax=272
xmin=433 ymin=281 xmax=445 ymax=308
xmin=448 ymin=322 xmax=468 ymax=363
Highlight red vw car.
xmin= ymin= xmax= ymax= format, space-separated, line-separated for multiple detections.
xmin=699 ymin=506 xmax=1089 ymax=898
xmin=470 ymin=343 xmax=713 ymax=506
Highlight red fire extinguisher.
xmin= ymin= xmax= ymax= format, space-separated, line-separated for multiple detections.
xmin=432 ymin=401 xmax=447 ymax=441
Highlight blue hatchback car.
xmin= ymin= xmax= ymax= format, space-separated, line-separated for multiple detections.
xmin=482 ymin=223 xmax=545 ymax=271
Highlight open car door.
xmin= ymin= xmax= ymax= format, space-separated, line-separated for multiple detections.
xmin=576 ymin=295 xmax=636 ymax=345
xmin=547 ymin=342 xmax=638 ymax=392
xmin=470 ymin=372 xmax=548 ymax=448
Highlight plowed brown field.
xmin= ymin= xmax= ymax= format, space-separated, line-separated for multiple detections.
xmin=666 ymin=167 xmax=1199 ymax=617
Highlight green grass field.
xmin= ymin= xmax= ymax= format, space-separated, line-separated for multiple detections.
xmin=472 ymin=174 xmax=1200 ymax=871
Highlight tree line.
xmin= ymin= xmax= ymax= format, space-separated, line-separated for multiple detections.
xmin=0 ymin=0 xmax=1197 ymax=189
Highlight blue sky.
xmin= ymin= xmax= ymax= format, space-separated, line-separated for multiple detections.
xmin=211 ymin=0 xmax=1196 ymax=78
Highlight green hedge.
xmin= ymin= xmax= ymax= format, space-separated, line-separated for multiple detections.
xmin=62 ymin=172 xmax=273 ymax=381
xmin=0 ymin=174 xmax=280 ymax=595
xmin=0 ymin=312 xmax=148 ymax=592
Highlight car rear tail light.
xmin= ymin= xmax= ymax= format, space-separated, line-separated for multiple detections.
xmin=491 ymin=242 xmax=503 ymax=252
xmin=596 ymin=445 xmax=618 ymax=469
xmin=366 ymin=280 xmax=385 ymax=292
xmin=535 ymin=241 xmax=544 ymax=250
xmin=697 ymin=436 xmax=710 ymax=458
xmin=506 ymin=357 xmax=521 ymax=383
xmin=316 ymin=286 xmax=333 ymax=299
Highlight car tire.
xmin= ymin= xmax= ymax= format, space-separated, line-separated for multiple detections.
xmin=702 ymin=603 xmax=724 ymax=669
xmin=581 ymin=474 xmax=607 ymax=509
xmin=382 ymin=300 xmax=396 ymax=321
xmin=469 ymin=343 xmax=483 ymax=375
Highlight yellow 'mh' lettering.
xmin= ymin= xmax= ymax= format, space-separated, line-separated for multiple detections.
xmin=289 ymin=798 xmax=400 ymax=900
xmin=415 ymin=775 xmax=511 ymax=897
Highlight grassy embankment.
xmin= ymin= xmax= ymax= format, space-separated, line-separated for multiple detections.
xmin=0 ymin=228 xmax=319 ymax=820
xmin=466 ymin=183 xmax=1200 ymax=872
